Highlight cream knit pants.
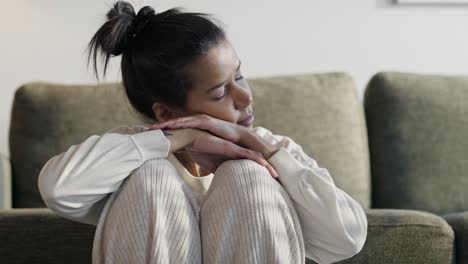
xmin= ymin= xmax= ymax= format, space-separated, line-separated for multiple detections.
xmin=92 ymin=158 xmax=305 ymax=264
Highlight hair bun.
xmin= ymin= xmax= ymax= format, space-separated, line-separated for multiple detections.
xmin=102 ymin=1 xmax=137 ymax=56
xmin=107 ymin=1 xmax=136 ymax=20
xmin=137 ymin=6 xmax=155 ymax=18
xmin=87 ymin=1 xmax=161 ymax=79
xmin=134 ymin=6 xmax=156 ymax=37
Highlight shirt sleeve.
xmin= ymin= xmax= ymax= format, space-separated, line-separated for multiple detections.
xmin=253 ymin=127 xmax=368 ymax=264
xmin=37 ymin=125 xmax=171 ymax=225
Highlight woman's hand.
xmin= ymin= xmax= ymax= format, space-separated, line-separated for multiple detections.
xmin=188 ymin=129 xmax=278 ymax=178
xmin=149 ymin=114 xmax=280 ymax=159
xmin=150 ymin=114 xmax=244 ymax=143
xmin=148 ymin=127 xmax=278 ymax=178
xmin=148 ymin=114 xmax=280 ymax=178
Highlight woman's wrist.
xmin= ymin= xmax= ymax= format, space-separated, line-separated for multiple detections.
xmin=241 ymin=129 xmax=279 ymax=160
xmin=146 ymin=127 xmax=193 ymax=153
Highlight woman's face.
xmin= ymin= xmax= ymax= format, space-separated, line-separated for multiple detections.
xmin=181 ymin=38 xmax=254 ymax=128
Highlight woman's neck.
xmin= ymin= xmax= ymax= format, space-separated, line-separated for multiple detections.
xmin=174 ymin=152 xmax=210 ymax=177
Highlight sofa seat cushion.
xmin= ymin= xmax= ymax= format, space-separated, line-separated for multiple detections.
xmin=0 ymin=208 xmax=95 ymax=263
xmin=307 ymin=209 xmax=454 ymax=264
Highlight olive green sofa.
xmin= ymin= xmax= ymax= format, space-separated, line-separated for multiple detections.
xmin=2 ymin=71 xmax=465 ymax=263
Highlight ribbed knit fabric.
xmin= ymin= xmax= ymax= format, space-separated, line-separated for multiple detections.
xmin=92 ymin=158 xmax=305 ymax=264
xmin=92 ymin=159 xmax=202 ymax=264
xmin=201 ymin=159 xmax=305 ymax=264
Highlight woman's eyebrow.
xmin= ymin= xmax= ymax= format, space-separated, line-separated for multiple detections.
xmin=205 ymin=60 xmax=242 ymax=93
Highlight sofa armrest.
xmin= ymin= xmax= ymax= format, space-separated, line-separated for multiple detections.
xmin=0 ymin=208 xmax=95 ymax=264
xmin=443 ymin=211 xmax=468 ymax=264
xmin=0 ymin=153 xmax=11 ymax=208
xmin=306 ymin=209 xmax=454 ymax=264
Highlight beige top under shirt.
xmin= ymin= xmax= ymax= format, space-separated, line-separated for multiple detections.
xmin=166 ymin=152 xmax=214 ymax=206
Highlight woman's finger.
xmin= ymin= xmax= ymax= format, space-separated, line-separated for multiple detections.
xmin=265 ymin=163 xmax=279 ymax=178
xmin=150 ymin=121 xmax=188 ymax=131
xmin=150 ymin=118 xmax=187 ymax=129
xmin=232 ymin=147 xmax=281 ymax=178
xmin=187 ymin=131 xmax=278 ymax=178
xmin=165 ymin=120 xmax=196 ymax=128
xmin=242 ymin=151 xmax=278 ymax=179
xmin=163 ymin=118 xmax=211 ymax=131
xmin=150 ymin=121 xmax=173 ymax=129
xmin=221 ymin=141 xmax=266 ymax=166
xmin=247 ymin=150 xmax=278 ymax=178
xmin=151 ymin=114 xmax=217 ymax=130
xmin=152 ymin=114 xmax=209 ymax=128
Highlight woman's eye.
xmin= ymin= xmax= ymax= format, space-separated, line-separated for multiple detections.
xmin=213 ymin=89 xmax=227 ymax=101
xmin=212 ymin=76 xmax=243 ymax=101
xmin=213 ymin=95 xmax=225 ymax=101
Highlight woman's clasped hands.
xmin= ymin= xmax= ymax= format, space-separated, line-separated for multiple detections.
xmin=147 ymin=114 xmax=280 ymax=180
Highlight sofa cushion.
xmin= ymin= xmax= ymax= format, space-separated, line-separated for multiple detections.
xmin=443 ymin=211 xmax=468 ymax=264
xmin=307 ymin=209 xmax=455 ymax=264
xmin=9 ymin=82 xmax=143 ymax=208
xmin=1 ymin=208 xmax=454 ymax=264
xmin=250 ymin=72 xmax=370 ymax=208
xmin=365 ymin=72 xmax=468 ymax=215
xmin=0 ymin=208 xmax=95 ymax=264
xmin=10 ymin=72 xmax=370 ymax=209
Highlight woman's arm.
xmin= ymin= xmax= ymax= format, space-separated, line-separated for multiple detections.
xmin=38 ymin=126 xmax=170 ymax=225
xmin=253 ymin=126 xmax=368 ymax=264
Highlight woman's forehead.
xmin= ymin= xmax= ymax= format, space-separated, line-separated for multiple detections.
xmin=188 ymin=39 xmax=240 ymax=94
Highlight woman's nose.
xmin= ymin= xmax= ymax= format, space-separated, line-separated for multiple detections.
xmin=233 ymin=84 xmax=252 ymax=110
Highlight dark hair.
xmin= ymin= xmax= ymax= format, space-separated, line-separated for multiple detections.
xmin=87 ymin=1 xmax=227 ymax=122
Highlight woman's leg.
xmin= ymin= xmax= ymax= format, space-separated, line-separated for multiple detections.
xmin=92 ymin=159 xmax=202 ymax=264
xmin=200 ymin=159 xmax=305 ymax=264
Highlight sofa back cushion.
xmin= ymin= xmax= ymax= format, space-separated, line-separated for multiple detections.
xmin=9 ymin=72 xmax=370 ymax=208
xmin=9 ymin=82 xmax=143 ymax=208
xmin=250 ymin=73 xmax=370 ymax=208
xmin=365 ymin=72 xmax=468 ymax=215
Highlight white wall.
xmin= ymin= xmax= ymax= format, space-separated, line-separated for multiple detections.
xmin=2 ymin=0 xmax=468 ymax=157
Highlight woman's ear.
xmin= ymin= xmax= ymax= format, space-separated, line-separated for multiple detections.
xmin=152 ymin=102 xmax=182 ymax=122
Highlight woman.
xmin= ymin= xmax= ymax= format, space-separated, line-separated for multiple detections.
xmin=38 ymin=1 xmax=368 ymax=263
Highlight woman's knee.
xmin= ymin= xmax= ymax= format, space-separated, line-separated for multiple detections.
xmin=123 ymin=158 xmax=183 ymax=196
xmin=205 ymin=159 xmax=289 ymax=209
xmin=213 ymin=158 xmax=273 ymax=187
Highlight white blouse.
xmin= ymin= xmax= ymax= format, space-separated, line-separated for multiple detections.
xmin=38 ymin=125 xmax=368 ymax=264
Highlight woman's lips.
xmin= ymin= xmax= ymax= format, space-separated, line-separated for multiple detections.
xmin=238 ymin=115 xmax=254 ymax=127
